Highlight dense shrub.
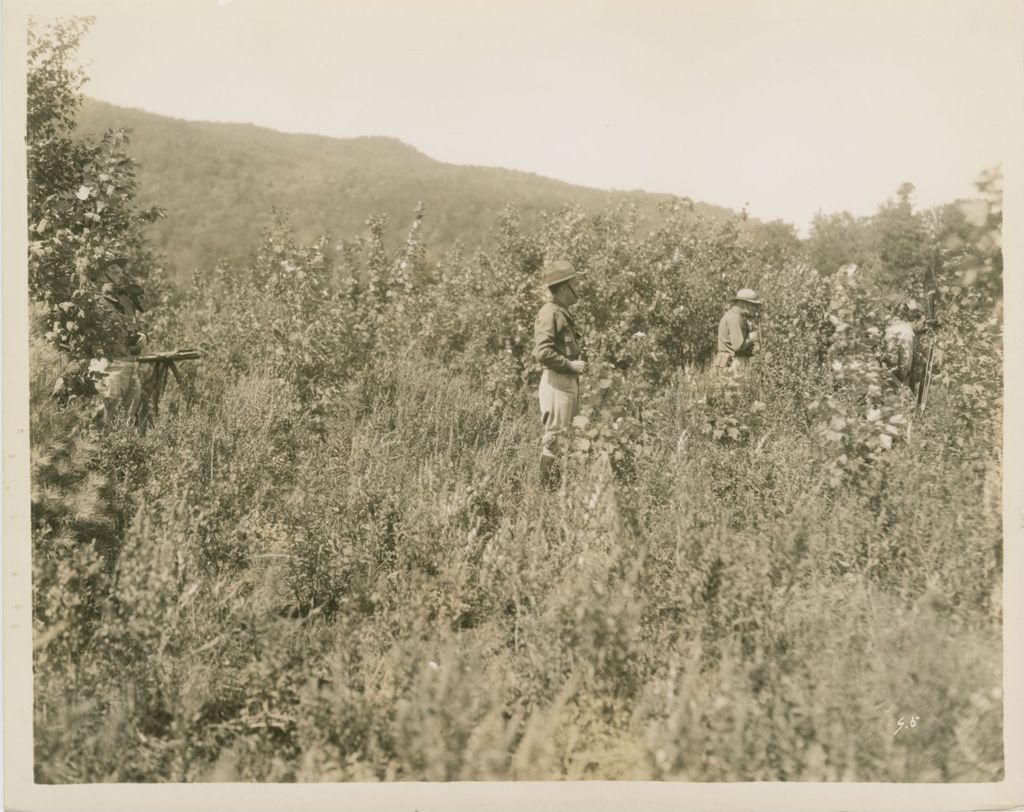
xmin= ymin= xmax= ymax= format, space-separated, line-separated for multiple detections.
xmin=33 ymin=193 xmax=1003 ymax=782
xmin=28 ymin=17 xmax=163 ymax=370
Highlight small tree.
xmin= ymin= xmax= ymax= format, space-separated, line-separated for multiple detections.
xmin=871 ymin=182 xmax=928 ymax=292
xmin=27 ymin=17 xmax=162 ymax=380
xmin=806 ymin=209 xmax=873 ymax=277
xmin=746 ymin=218 xmax=804 ymax=270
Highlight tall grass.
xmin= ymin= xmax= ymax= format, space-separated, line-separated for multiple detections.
xmin=32 ymin=335 xmax=1002 ymax=781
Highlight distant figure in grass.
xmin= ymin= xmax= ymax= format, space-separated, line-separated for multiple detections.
xmin=883 ymin=295 xmax=925 ymax=390
xmin=829 ymin=262 xmax=860 ymax=313
xmin=92 ymin=270 xmax=148 ymax=427
xmin=533 ymin=259 xmax=587 ymax=489
xmin=714 ymin=288 xmax=762 ymax=375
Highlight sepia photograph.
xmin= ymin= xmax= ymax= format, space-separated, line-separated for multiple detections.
xmin=3 ymin=0 xmax=1022 ymax=809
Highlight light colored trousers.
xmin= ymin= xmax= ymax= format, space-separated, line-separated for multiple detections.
xmin=538 ymin=368 xmax=580 ymax=459
xmin=713 ymin=351 xmax=750 ymax=377
xmin=95 ymin=359 xmax=142 ymax=422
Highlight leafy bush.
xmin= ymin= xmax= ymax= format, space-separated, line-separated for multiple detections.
xmin=28 ymin=17 xmax=163 ymax=368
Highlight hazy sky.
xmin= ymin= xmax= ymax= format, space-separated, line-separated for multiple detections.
xmin=21 ymin=0 xmax=1023 ymax=232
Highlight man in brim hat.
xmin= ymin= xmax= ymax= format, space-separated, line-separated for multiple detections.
xmin=714 ymin=288 xmax=762 ymax=373
xmin=92 ymin=268 xmax=148 ymax=426
xmin=532 ymin=259 xmax=587 ymax=488
xmin=883 ymin=294 xmax=924 ymax=388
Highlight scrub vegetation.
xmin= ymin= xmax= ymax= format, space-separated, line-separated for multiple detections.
xmin=29 ymin=17 xmax=1003 ymax=782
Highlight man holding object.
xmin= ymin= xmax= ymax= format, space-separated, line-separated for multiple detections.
xmin=533 ymin=259 xmax=587 ymax=488
xmin=714 ymin=288 xmax=762 ymax=374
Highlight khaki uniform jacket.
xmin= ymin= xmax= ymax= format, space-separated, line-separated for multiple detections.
xmin=533 ymin=301 xmax=582 ymax=374
xmin=100 ymin=295 xmax=146 ymax=359
xmin=716 ymin=306 xmax=755 ymax=363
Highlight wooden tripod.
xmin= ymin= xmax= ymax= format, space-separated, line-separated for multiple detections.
xmin=136 ymin=348 xmax=202 ymax=426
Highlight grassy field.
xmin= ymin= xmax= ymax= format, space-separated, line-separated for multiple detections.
xmin=31 ymin=328 xmax=1003 ymax=782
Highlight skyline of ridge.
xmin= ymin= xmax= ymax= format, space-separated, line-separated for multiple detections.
xmin=27 ymin=0 xmax=1018 ymax=234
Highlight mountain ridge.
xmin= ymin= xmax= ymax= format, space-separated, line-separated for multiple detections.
xmin=77 ymin=97 xmax=739 ymax=283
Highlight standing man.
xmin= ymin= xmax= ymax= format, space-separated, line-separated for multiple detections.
xmin=714 ymin=288 xmax=762 ymax=374
xmin=92 ymin=272 xmax=148 ymax=426
xmin=883 ymin=296 xmax=924 ymax=389
xmin=533 ymin=259 xmax=587 ymax=488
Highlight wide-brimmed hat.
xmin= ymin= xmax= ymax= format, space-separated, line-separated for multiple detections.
xmin=733 ymin=288 xmax=762 ymax=305
xmin=540 ymin=259 xmax=585 ymax=288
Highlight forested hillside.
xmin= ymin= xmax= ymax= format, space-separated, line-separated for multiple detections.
xmin=77 ymin=98 xmax=741 ymax=283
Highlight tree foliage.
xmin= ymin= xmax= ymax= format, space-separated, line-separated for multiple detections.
xmin=873 ymin=182 xmax=928 ymax=288
xmin=27 ymin=16 xmax=163 ymax=366
xmin=807 ymin=209 xmax=872 ymax=277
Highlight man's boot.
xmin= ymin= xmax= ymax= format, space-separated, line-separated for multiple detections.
xmin=539 ymin=455 xmax=559 ymax=490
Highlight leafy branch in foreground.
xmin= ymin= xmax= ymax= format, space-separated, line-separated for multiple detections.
xmin=28 ymin=16 xmax=163 ymax=376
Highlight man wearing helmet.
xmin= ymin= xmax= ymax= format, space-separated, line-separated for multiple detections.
xmin=532 ymin=259 xmax=587 ymax=488
xmin=714 ymin=288 xmax=762 ymax=374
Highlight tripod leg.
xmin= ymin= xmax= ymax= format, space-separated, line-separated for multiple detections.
xmin=152 ymin=363 xmax=166 ymax=417
xmin=167 ymin=361 xmax=190 ymax=403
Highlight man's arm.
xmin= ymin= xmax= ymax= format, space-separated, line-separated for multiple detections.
xmin=726 ymin=310 xmax=754 ymax=355
xmin=129 ymin=314 xmax=148 ymax=355
xmin=533 ymin=306 xmax=573 ymax=373
xmin=901 ymin=333 xmax=914 ymax=381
